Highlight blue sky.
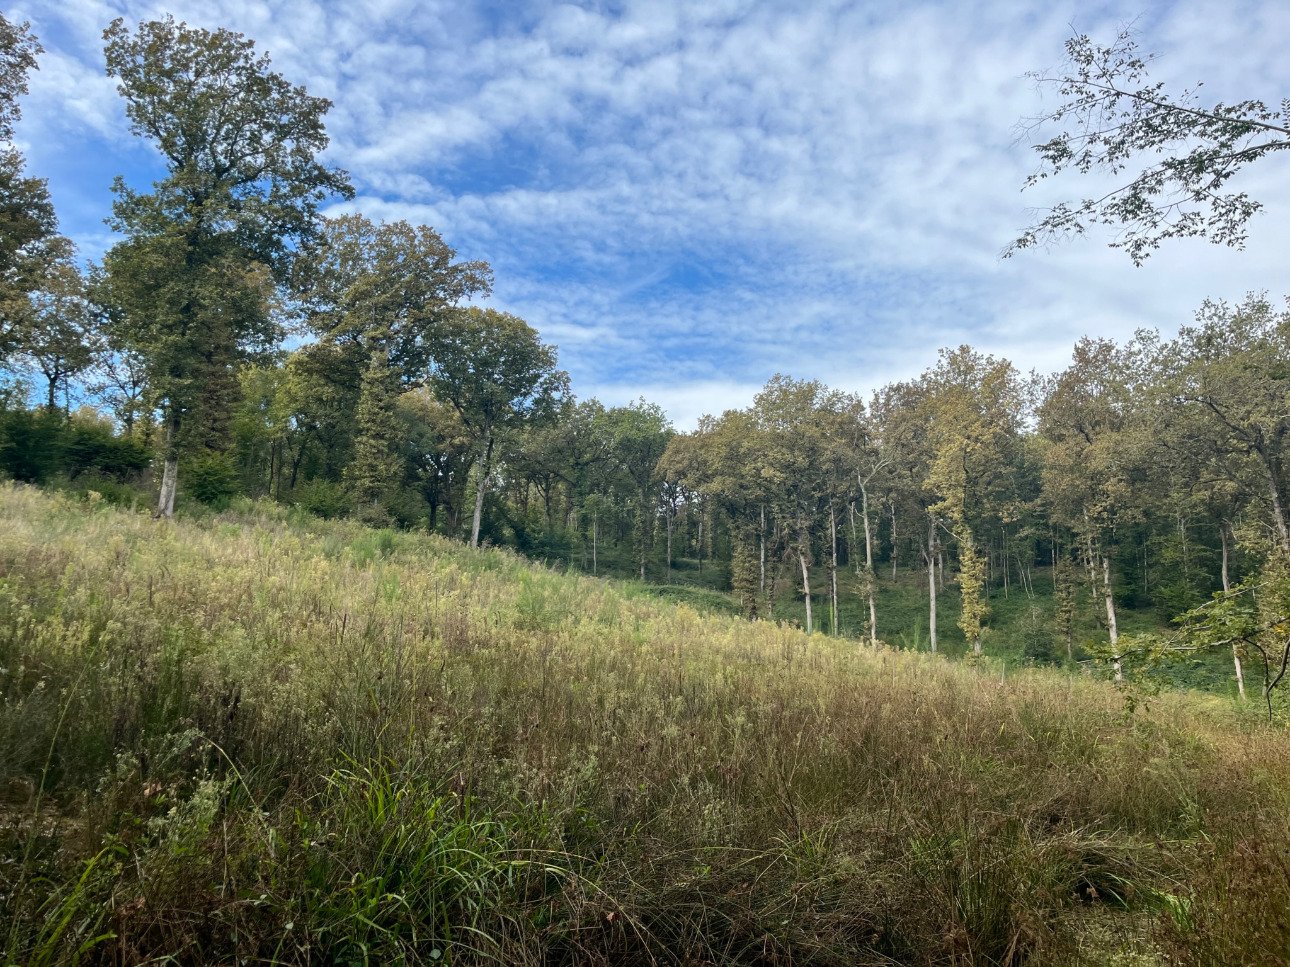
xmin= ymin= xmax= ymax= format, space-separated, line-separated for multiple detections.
xmin=11 ymin=0 xmax=1290 ymax=426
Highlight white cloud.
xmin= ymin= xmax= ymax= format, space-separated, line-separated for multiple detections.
xmin=15 ymin=0 xmax=1290 ymax=426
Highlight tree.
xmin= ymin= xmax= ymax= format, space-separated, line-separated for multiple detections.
xmin=922 ymin=347 xmax=1025 ymax=654
xmin=99 ymin=16 xmax=351 ymax=517
xmin=298 ymin=214 xmax=491 ymax=376
xmin=873 ymin=379 xmax=941 ymax=651
xmin=11 ymin=255 xmax=99 ymax=410
xmin=296 ymin=214 xmax=490 ymax=515
xmin=90 ymin=344 xmax=150 ymax=437
xmin=346 ymin=352 xmax=405 ymax=515
xmin=427 ymin=307 xmax=567 ymax=547
xmin=598 ymin=400 xmax=674 ymax=581
xmin=1039 ymin=337 xmax=1150 ymax=678
xmin=749 ymin=376 xmax=844 ymax=635
xmin=0 ymin=14 xmax=63 ymax=357
xmin=1165 ymin=295 xmax=1290 ymax=557
xmin=1010 ymin=27 xmax=1290 ymax=264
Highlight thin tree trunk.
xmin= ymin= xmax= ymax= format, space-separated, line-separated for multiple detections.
xmin=593 ymin=513 xmax=598 ymax=575
xmin=860 ymin=482 xmax=877 ymax=646
xmin=156 ymin=409 xmax=180 ymax=518
xmin=1002 ymin=529 xmax=1009 ymax=599
xmin=1265 ymin=464 xmax=1290 ymax=556
xmin=666 ymin=511 xmax=673 ymax=584
xmin=759 ymin=504 xmax=766 ymax=595
xmin=890 ymin=502 xmax=898 ymax=580
xmin=799 ymin=549 xmax=813 ymax=635
xmin=927 ymin=515 xmax=937 ymax=653
xmin=470 ymin=433 xmax=494 ymax=549
xmin=829 ymin=505 xmax=839 ymax=635
xmin=1221 ymin=521 xmax=1246 ymax=700
xmin=1103 ymin=554 xmax=1121 ymax=681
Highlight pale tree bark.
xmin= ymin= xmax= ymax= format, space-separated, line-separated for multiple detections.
xmin=1102 ymin=554 xmax=1121 ymax=681
xmin=859 ymin=480 xmax=877 ymax=646
xmin=797 ymin=516 xmax=813 ymax=634
xmin=156 ymin=409 xmax=180 ymax=518
xmin=470 ymin=433 xmax=495 ymax=549
xmin=829 ymin=505 xmax=839 ymax=635
xmin=1221 ymin=521 xmax=1246 ymax=700
xmin=926 ymin=515 xmax=938 ymax=653
xmin=799 ymin=548 xmax=813 ymax=635
xmin=890 ymin=502 xmax=898 ymax=580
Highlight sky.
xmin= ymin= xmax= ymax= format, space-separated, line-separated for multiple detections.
xmin=10 ymin=0 xmax=1290 ymax=427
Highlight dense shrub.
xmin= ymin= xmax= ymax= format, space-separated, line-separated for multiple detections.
xmin=0 ymin=400 xmax=151 ymax=484
xmin=182 ymin=450 xmax=241 ymax=507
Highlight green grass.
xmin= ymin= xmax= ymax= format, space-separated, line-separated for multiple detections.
xmin=2 ymin=482 xmax=1288 ymax=966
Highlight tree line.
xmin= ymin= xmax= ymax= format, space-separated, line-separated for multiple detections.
xmin=3 ymin=15 xmax=1290 ymax=702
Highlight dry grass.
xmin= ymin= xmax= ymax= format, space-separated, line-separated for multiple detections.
xmin=1 ymin=482 xmax=1287 ymax=965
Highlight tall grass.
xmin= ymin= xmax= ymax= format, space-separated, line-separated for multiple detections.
xmin=1 ymin=482 xmax=1287 ymax=965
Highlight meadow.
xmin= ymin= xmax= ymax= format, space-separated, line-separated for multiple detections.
xmin=2 ymin=482 xmax=1288 ymax=966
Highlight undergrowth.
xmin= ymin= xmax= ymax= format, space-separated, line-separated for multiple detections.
xmin=1 ymin=483 xmax=1287 ymax=965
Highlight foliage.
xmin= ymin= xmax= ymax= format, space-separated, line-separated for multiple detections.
xmin=1011 ymin=27 xmax=1290 ymax=264
xmin=97 ymin=14 xmax=352 ymax=514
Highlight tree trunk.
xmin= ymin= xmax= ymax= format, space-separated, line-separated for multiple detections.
xmin=1265 ymin=464 xmax=1290 ymax=556
xmin=890 ymin=503 xmax=898 ymax=580
xmin=799 ymin=549 xmax=813 ymax=635
xmin=1102 ymin=554 xmax=1121 ymax=681
xmin=1221 ymin=522 xmax=1246 ymax=700
xmin=759 ymin=504 xmax=766 ymax=595
xmin=666 ymin=511 xmax=673 ymax=584
xmin=470 ymin=433 xmax=494 ymax=549
xmin=860 ymin=482 xmax=877 ymax=646
xmin=829 ymin=505 xmax=839 ymax=635
xmin=593 ymin=513 xmax=598 ymax=575
xmin=927 ymin=516 xmax=937 ymax=653
xmin=156 ymin=410 xmax=180 ymax=518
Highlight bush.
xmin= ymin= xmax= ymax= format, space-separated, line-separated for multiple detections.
xmin=183 ymin=451 xmax=241 ymax=508
xmin=64 ymin=419 xmax=150 ymax=480
xmin=293 ymin=478 xmax=352 ymax=520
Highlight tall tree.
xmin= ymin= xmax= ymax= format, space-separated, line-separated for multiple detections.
xmin=98 ymin=16 xmax=351 ymax=516
xmin=597 ymin=400 xmax=674 ymax=580
xmin=874 ymin=380 xmax=941 ymax=651
xmin=298 ymin=214 xmax=490 ymax=514
xmin=922 ymin=347 xmax=1025 ymax=654
xmin=1039 ymin=338 xmax=1149 ymax=678
xmin=11 ymin=255 xmax=99 ymax=410
xmin=427 ymin=307 xmax=567 ymax=547
xmin=0 ymin=14 xmax=63 ymax=357
xmin=1165 ymin=295 xmax=1290 ymax=557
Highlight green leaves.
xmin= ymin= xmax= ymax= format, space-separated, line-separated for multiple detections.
xmin=1011 ymin=27 xmax=1290 ymax=264
xmin=103 ymin=15 xmax=352 ymax=269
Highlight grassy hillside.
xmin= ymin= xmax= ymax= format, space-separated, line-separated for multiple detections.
xmin=2 ymin=484 xmax=1288 ymax=966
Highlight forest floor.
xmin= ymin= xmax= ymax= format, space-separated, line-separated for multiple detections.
xmin=2 ymin=483 xmax=1286 ymax=966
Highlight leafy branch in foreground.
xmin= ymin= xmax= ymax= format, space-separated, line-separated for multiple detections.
xmin=1008 ymin=27 xmax=1290 ymax=265
xmin=1118 ymin=559 xmax=1290 ymax=720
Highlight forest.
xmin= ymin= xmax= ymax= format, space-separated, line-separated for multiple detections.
xmin=6 ymin=10 xmax=1290 ymax=967
xmin=4 ymin=15 xmax=1289 ymax=700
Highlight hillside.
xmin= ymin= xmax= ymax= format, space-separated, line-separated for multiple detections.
xmin=2 ymin=483 xmax=1288 ymax=966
